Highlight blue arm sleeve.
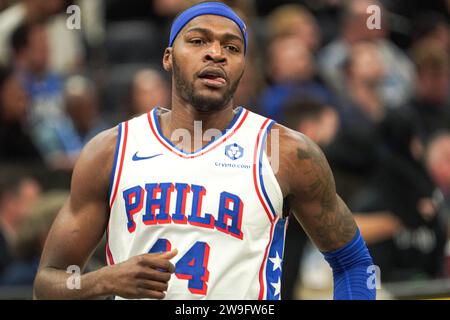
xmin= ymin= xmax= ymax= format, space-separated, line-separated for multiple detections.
xmin=322 ymin=228 xmax=377 ymax=300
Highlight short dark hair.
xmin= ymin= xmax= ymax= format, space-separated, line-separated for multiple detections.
xmin=282 ymin=96 xmax=329 ymax=130
xmin=425 ymin=130 xmax=450 ymax=152
xmin=11 ymin=23 xmax=32 ymax=54
xmin=412 ymin=11 xmax=448 ymax=42
xmin=10 ymin=22 xmax=45 ymax=54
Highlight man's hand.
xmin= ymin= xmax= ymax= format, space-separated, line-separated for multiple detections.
xmin=105 ymin=250 xmax=178 ymax=299
xmin=34 ymin=126 xmax=179 ymax=300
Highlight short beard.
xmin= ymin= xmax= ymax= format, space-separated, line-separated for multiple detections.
xmin=172 ymin=55 xmax=243 ymax=112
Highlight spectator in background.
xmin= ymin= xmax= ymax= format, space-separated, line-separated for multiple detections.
xmin=0 ymin=0 xmax=83 ymax=75
xmin=266 ymin=4 xmax=322 ymax=53
xmin=11 ymin=22 xmax=64 ymax=124
xmin=426 ymin=132 xmax=450 ymax=208
xmin=339 ymin=41 xmax=386 ymax=127
xmin=412 ymin=12 xmax=450 ymax=55
xmin=0 ymin=0 xmax=67 ymax=64
xmin=0 ymin=171 xmax=41 ymax=277
xmin=405 ymin=40 xmax=450 ymax=140
xmin=281 ymin=95 xmax=404 ymax=262
xmin=45 ymin=1 xmax=85 ymax=76
xmin=350 ymin=112 xmax=448 ymax=282
xmin=279 ymin=96 xmax=402 ymax=295
xmin=282 ymin=97 xmax=339 ymax=148
xmin=280 ymin=97 xmax=339 ymax=299
xmin=129 ymin=69 xmax=170 ymax=117
xmin=318 ymin=0 xmax=414 ymax=108
xmin=425 ymin=132 xmax=450 ymax=277
xmin=40 ymin=75 xmax=108 ymax=170
xmin=233 ymin=59 xmax=266 ymax=111
xmin=65 ymin=75 xmax=107 ymax=144
xmin=0 ymin=190 xmax=67 ymax=286
xmin=221 ymin=0 xmax=256 ymax=19
xmin=258 ymin=35 xmax=334 ymax=123
xmin=326 ymin=41 xmax=385 ymax=200
xmin=0 ymin=65 xmax=41 ymax=163
xmin=10 ymin=22 xmax=67 ymax=168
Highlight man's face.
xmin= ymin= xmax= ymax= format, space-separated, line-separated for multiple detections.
xmin=269 ymin=36 xmax=313 ymax=83
xmin=164 ymin=15 xmax=245 ymax=112
xmin=27 ymin=25 xmax=49 ymax=75
xmin=1 ymin=178 xmax=41 ymax=227
xmin=348 ymin=42 xmax=384 ymax=88
xmin=427 ymin=137 xmax=450 ymax=194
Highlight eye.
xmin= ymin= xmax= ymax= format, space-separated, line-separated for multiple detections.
xmin=190 ymin=38 xmax=205 ymax=45
xmin=225 ymin=45 xmax=240 ymax=53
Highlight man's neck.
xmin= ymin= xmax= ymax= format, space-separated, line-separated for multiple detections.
xmin=160 ymin=96 xmax=238 ymax=153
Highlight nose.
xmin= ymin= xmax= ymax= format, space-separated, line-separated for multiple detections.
xmin=204 ymin=41 xmax=226 ymax=64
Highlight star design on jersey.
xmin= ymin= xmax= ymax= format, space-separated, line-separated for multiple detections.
xmin=265 ymin=219 xmax=286 ymax=300
xmin=270 ymin=277 xmax=281 ymax=298
xmin=269 ymin=251 xmax=282 ymax=272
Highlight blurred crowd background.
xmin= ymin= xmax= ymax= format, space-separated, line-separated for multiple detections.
xmin=0 ymin=0 xmax=450 ymax=299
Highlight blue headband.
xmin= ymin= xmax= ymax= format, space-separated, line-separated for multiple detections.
xmin=169 ymin=1 xmax=248 ymax=54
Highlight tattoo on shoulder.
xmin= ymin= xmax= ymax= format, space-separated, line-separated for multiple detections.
xmin=294 ymin=138 xmax=357 ymax=250
xmin=296 ymin=139 xmax=331 ymax=196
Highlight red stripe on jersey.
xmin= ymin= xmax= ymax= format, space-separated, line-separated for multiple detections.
xmin=252 ymin=118 xmax=275 ymax=223
xmin=105 ymin=223 xmax=115 ymax=265
xmin=110 ymin=121 xmax=129 ymax=207
xmin=258 ymin=217 xmax=276 ymax=300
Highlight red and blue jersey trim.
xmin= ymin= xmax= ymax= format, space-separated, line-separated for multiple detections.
xmin=258 ymin=215 xmax=276 ymax=299
xmin=107 ymin=123 xmax=122 ymax=202
xmin=253 ymin=117 xmax=285 ymax=299
xmin=264 ymin=217 xmax=287 ymax=300
xmin=258 ymin=120 xmax=277 ymax=219
xmin=257 ymin=216 xmax=288 ymax=300
xmin=106 ymin=223 xmax=115 ymax=265
xmin=252 ymin=118 xmax=278 ymax=223
xmin=147 ymin=107 xmax=249 ymax=159
xmin=109 ymin=121 xmax=129 ymax=208
xmin=106 ymin=121 xmax=129 ymax=265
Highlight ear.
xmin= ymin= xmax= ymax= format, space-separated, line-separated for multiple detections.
xmin=163 ymin=47 xmax=173 ymax=72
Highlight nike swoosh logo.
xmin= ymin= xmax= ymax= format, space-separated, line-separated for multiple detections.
xmin=132 ymin=152 xmax=163 ymax=161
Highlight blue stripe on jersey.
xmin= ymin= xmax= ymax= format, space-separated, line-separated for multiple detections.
xmin=265 ymin=218 xmax=286 ymax=300
xmin=152 ymin=106 xmax=244 ymax=155
xmin=108 ymin=123 xmax=123 ymax=202
xmin=258 ymin=120 xmax=277 ymax=219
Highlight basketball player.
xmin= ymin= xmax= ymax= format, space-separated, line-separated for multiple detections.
xmin=34 ymin=2 xmax=376 ymax=300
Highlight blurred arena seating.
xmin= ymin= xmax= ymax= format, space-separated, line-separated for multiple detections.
xmin=105 ymin=21 xmax=164 ymax=65
xmin=0 ymin=0 xmax=449 ymax=300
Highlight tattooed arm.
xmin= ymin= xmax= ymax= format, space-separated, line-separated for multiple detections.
xmin=274 ymin=124 xmax=376 ymax=299
xmin=276 ymin=125 xmax=357 ymax=251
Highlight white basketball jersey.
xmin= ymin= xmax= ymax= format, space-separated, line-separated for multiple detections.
xmin=107 ymin=106 xmax=287 ymax=300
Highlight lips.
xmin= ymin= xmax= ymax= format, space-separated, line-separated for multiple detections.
xmin=198 ymin=67 xmax=227 ymax=88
